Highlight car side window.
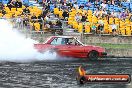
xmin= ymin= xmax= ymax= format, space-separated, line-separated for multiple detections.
xmin=65 ymin=38 xmax=76 ymax=45
xmin=51 ymin=38 xmax=63 ymax=45
xmin=66 ymin=38 xmax=82 ymax=45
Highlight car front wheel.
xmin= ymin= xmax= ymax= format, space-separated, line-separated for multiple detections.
xmin=88 ymin=51 xmax=99 ymax=60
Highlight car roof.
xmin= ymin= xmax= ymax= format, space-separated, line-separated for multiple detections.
xmin=51 ymin=36 xmax=74 ymax=38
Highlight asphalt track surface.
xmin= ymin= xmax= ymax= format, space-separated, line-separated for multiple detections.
xmin=0 ymin=58 xmax=131 ymax=88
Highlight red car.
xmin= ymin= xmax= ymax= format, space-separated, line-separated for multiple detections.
xmin=34 ymin=36 xmax=107 ymax=60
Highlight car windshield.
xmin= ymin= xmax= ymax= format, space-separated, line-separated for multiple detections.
xmin=74 ymin=38 xmax=84 ymax=45
xmin=43 ymin=37 xmax=52 ymax=44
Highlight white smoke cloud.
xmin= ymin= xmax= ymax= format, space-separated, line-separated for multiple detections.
xmin=0 ymin=19 xmax=57 ymax=62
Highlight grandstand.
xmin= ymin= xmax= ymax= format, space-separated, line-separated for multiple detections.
xmin=52 ymin=0 xmax=132 ymax=36
xmin=0 ymin=0 xmax=132 ymax=36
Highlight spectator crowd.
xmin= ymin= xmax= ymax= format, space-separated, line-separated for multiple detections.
xmin=0 ymin=0 xmax=132 ymax=35
xmin=50 ymin=0 xmax=132 ymax=36
xmin=0 ymin=0 xmax=63 ymax=34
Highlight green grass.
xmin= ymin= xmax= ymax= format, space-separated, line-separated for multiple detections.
xmin=92 ymin=43 xmax=132 ymax=49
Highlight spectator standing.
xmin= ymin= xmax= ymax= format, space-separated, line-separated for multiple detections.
xmin=120 ymin=10 xmax=127 ymax=19
xmin=16 ymin=16 xmax=22 ymax=28
xmin=1 ymin=9 xmax=6 ymax=15
xmin=79 ymin=4 xmax=84 ymax=9
xmin=129 ymin=15 xmax=132 ymax=22
xmin=31 ymin=13 xmax=37 ymax=23
xmin=111 ymin=22 xmax=118 ymax=35
xmin=118 ymin=11 xmax=122 ymax=19
xmin=102 ymin=9 xmax=107 ymax=16
xmin=81 ymin=14 xmax=87 ymax=22
xmin=111 ymin=10 xmax=117 ymax=17
xmin=125 ymin=9 xmax=129 ymax=17
xmin=44 ymin=14 xmax=50 ymax=22
xmin=75 ymin=13 xmax=82 ymax=22
xmin=85 ymin=1 xmax=92 ymax=8
xmin=66 ymin=2 xmax=73 ymax=9
xmin=89 ymin=0 xmax=94 ymax=3
xmin=15 ymin=0 xmax=22 ymax=8
xmin=73 ymin=2 xmax=78 ymax=9
xmin=93 ymin=9 xmax=100 ymax=17
xmin=23 ymin=7 xmax=30 ymax=15
xmin=0 ymin=2 xmax=4 ymax=10
xmin=91 ymin=23 xmax=97 ymax=34
xmin=42 ymin=8 xmax=49 ymax=18
xmin=115 ymin=0 xmax=121 ymax=6
xmin=38 ymin=14 xmax=44 ymax=30
xmin=85 ymin=20 xmax=90 ymax=25
xmin=94 ymin=0 xmax=100 ymax=8
xmin=45 ymin=3 xmax=50 ymax=11
xmin=61 ymin=3 xmax=67 ymax=9
xmin=56 ymin=20 xmax=62 ymax=28
xmin=116 ymin=11 xmax=120 ymax=18
xmin=46 ymin=0 xmax=50 ymax=3
xmin=62 ymin=9 xmax=69 ymax=20
xmin=23 ymin=15 xmax=29 ymax=27
xmin=98 ymin=24 xmax=104 ymax=33
xmin=101 ymin=1 xmax=107 ymax=9
xmin=7 ymin=0 xmax=13 ymax=10
xmin=60 ymin=0 xmax=64 ymax=4
xmin=111 ymin=0 xmax=115 ymax=5
xmin=31 ymin=13 xmax=37 ymax=30
xmin=11 ymin=0 xmax=16 ymax=8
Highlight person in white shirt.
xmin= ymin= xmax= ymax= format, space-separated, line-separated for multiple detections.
xmin=110 ymin=22 xmax=118 ymax=35
xmin=101 ymin=1 xmax=107 ymax=9
xmin=126 ymin=0 xmax=130 ymax=2
xmin=102 ymin=9 xmax=107 ymax=15
xmin=93 ymin=9 xmax=100 ymax=17
xmin=111 ymin=10 xmax=118 ymax=17
xmin=73 ymin=2 xmax=78 ymax=9
xmin=75 ymin=13 xmax=82 ymax=22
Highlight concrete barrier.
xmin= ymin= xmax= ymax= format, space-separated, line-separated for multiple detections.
xmin=83 ymin=34 xmax=132 ymax=44
xmin=106 ymin=49 xmax=132 ymax=57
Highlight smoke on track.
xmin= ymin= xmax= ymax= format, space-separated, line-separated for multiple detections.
xmin=0 ymin=19 xmax=59 ymax=62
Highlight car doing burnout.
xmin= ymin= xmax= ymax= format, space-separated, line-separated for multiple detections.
xmin=34 ymin=36 xmax=107 ymax=60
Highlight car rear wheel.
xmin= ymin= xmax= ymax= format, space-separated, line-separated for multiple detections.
xmin=88 ymin=51 xmax=99 ymax=60
xmin=48 ymin=48 xmax=59 ymax=57
xmin=49 ymin=49 xmax=55 ymax=54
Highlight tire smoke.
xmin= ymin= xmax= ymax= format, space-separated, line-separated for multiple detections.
xmin=0 ymin=19 xmax=57 ymax=62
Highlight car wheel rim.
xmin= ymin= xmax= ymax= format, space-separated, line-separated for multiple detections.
xmin=89 ymin=51 xmax=98 ymax=60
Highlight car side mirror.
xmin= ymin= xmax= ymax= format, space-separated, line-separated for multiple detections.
xmin=66 ymin=43 xmax=69 ymax=45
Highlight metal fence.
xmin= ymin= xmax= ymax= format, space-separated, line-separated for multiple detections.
xmin=6 ymin=17 xmax=132 ymax=44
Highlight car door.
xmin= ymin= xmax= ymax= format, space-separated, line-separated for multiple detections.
xmin=49 ymin=37 xmax=85 ymax=58
xmin=57 ymin=38 xmax=85 ymax=58
xmin=49 ymin=37 xmax=71 ymax=56
xmin=65 ymin=44 xmax=86 ymax=58
xmin=53 ymin=38 xmax=72 ymax=56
